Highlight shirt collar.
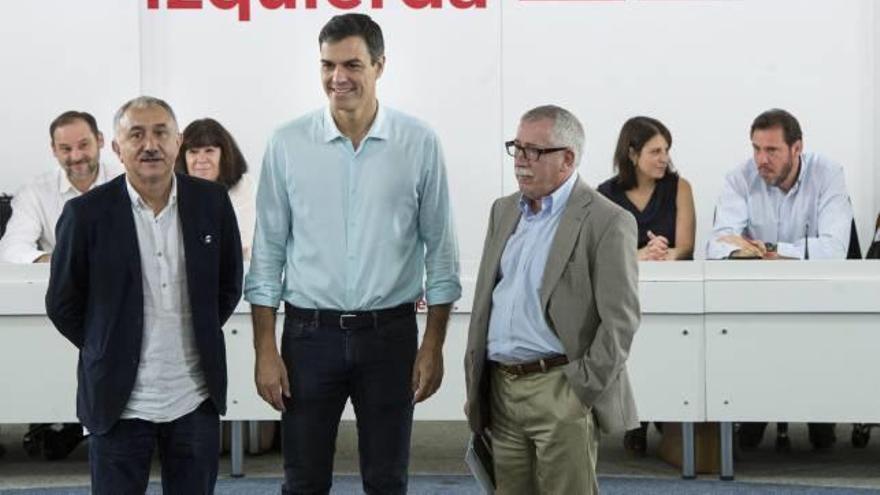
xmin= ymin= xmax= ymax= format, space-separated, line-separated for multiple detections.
xmin=519 ymin=171 xmax=579 ymax=218
xmin=57 ymin=162 xmax=106 ymax=194
xmin=789 ymin=153 xmax=808 ymax=193
xmin=126 ymin=173 xmax=178 ymax=214
xmin=322 ymin=103 xmax=389 ymax=143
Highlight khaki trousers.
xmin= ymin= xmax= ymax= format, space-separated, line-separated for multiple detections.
xmin=489 ymin=365 xmax=599 ymax=495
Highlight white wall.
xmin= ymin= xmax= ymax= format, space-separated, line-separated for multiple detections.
xmin=0 ymin=1 xmax=140 ymax=192
xmin=2 ymin=0 xmax=878 ymax=271
xmin=503 ymin=0 xmax=876 ymax=255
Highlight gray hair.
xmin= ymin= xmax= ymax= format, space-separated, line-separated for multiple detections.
xmin=521 ymin=105 xmax=585 ymax=167
xmin=113 ymin=96 xmax=178 ymax=135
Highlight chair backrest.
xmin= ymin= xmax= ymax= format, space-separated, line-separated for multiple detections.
xmin=866 ymin=213 xmax=880 ymax=260
xmin=847 ymin=218 xmax=862 ymax=259
xmin=0 ymin=194 xmax=12 ymax=239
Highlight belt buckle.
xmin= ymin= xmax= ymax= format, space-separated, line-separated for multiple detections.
xmin=339 ymin=313 xmax=357 ymax=329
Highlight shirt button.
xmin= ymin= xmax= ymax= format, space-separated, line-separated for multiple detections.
xmin=157 ymin=252 xmax=163 ymax=257
xmin=161 ymin=283 xmax=167 ymax=289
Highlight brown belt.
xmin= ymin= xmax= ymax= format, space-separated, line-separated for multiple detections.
xmin=493 ymin=355 xmax=569 ymax=376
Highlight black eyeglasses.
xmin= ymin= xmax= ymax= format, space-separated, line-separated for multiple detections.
xmin=505 ymin=140 xmax=568 ymax=161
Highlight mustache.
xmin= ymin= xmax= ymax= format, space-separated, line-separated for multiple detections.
xmin=139 ymin=150 xmax=163 ymax=160
xmin=65 ymin=158 xmax=92 ymax=167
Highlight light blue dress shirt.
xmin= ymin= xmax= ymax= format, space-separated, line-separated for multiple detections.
xmin=707 ymin=152 xmax=853 ymax=260
xmin=244 ymin=105 xmax=461 ymax=310
xmin=486 ymin=171 xmax=579 ymax=364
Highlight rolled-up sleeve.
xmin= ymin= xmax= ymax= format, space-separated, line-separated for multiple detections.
xmin=243 ymin=136 xmax=291 ymax=308
xmin=417 ymin=133 xmax=461 ymax=306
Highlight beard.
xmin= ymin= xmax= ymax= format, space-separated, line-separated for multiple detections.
xmin=759 ymin=155 xmax=795 ymax=189
xmin=64 ymin=157 xmax=99 ymax=182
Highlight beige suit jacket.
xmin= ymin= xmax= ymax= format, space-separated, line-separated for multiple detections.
xmin=464 ymin=177 xmax=640 ymax=434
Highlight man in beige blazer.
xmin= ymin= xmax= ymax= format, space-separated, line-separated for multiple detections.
xmin=464 ymin=105 xmax=640 ymax=494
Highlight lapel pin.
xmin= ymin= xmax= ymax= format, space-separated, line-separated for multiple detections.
xmin=202 ymin=234 xmax=213 ymax=245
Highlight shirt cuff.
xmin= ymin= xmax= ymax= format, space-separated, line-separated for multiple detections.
xmin=425 ymin=283 xmax=462 ymax=306
xmin=243 ymin=292 xmax=281 ymax=309
xmin=776 ymin=242 xmax=803 ymax=260
xmin=707 ymin=240 xmax=738 ymax=260
xmin=0 ymin=247 xmax=46 ymax=264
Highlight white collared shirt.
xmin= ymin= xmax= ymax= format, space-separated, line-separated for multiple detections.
xmin=707 ymin=152 xmax=853 ymax=260
xmin=121 ymin=175 xmax=208 ymax=423
xmin=0 ymin=162 xmax=123 ymax=263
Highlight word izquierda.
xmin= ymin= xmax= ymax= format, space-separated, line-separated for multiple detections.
xmin=147 ymin=0 xmax=488 ymax=22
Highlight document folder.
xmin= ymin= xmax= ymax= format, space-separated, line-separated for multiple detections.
xmin=465 ymin=432 xmax=495 ymax=494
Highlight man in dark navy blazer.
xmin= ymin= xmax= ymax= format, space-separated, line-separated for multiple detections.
xmin=46 ymin=96 xmax=242 ymax=494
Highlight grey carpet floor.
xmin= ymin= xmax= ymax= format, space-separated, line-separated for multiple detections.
xmin=3 ymin=476 xmax=880 ymax=494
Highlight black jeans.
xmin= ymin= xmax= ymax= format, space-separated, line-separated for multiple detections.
xmin=280 ymin=309 xmax=418 ymax=495
xmin=88 ymin=399 xmax=219 ymax=495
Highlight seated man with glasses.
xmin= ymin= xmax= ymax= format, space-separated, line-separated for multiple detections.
xmin=465 ymin=105 xmax=640 ymax=495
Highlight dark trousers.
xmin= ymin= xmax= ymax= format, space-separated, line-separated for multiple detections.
xmin=280 ymin=309 xmax=417 ymax=495
xmin=88 ymin=400 xmax=220 ymax=495
xmin=739 ymin=421 xmax=836 ymax=448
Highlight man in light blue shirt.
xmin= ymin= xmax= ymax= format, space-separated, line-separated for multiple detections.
xmin=707 ymin=108 xmax=853 ymax=261
xmin=485 ymin=170 xmax=578 ymax=365
xmin=707 ymin=108 xmax=852 ymax=451
xmin=465 ymin=106 xmax=640 ymax=495
xmin=244 ymin=13 xmax=460 ymax=495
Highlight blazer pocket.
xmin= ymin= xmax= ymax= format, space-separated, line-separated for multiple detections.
xmin=549 ymin=261 xmax=594 ymax=328
xmin=559 ymin=260 xmax=591 ymax=293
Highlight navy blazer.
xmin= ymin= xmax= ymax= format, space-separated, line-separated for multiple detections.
xmin=45 ymin=173 xmax=243 ymax=435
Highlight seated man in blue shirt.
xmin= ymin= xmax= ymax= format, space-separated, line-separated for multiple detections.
xmin=244 ymin=13 xmax=461 ymax=495
xmin=708 ymin=108 xmax=853 ymax=261
xmin=707 ymin=108 xmax=854 ymax=451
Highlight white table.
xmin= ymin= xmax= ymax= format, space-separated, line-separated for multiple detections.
xmin=704 ymin=260 xmax=880 ymax=479
xmin=5 ymin=261 xmax=876 ymax=479
xmin=628 ymin=262 xmax=706 ymax=477
xmin=0 ymin=263 xmax=706 ymax=478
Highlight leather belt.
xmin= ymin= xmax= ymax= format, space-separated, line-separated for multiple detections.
xmin=286 ymin=302 xmax=415 ymax=330
xmin=493 ymin=355 xmax=569 ymax=376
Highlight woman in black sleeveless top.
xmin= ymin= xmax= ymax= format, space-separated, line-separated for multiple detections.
xmin=598 ymin=116 xmax=696 ymax=455
xmin=598 ymin=116 xmax=695 ymax=261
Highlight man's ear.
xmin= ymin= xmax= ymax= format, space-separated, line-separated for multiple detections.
xmin=374 ymin=55 xmax=386 ymax=79
xmin=97 ymin=132 xmax=105 ymax=149
xmin=565 ymin=148 xmax=576 ymax=170
xmin=791 ymin=139 xmax=803 ymax=157
xmin=112 ymin=140 xmax=121 ymax=159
